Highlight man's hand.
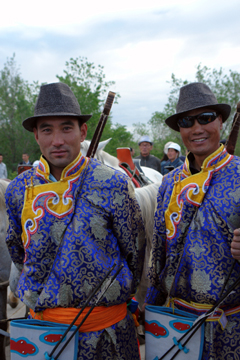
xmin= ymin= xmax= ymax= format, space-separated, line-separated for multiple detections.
xmin=231 ymin=228 xmax=240 ymax=260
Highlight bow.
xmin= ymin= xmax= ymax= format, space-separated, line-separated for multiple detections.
xmin=226 ymin=101 xmax=240 ymax=155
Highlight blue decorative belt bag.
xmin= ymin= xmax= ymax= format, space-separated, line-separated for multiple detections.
xmin=10 ymin=319 xmax=79 ymax=360
xmin=145 ymin=305 xmax=204 ymax=360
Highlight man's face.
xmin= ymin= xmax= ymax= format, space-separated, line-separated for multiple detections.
xmin=139 ymin=142 xmax=152 ymax=157
xmin=22 ymin=154 xmax=29 ymax=162
xmin=33 ymin=117 xmax=87 ymax=179
xmin=179 ymin=107 xmax=222 ymax=163
xmin=0 ymin=156 xmax=2 ymax=163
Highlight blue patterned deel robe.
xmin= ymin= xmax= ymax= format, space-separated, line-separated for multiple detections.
xmin=5 ymin=153 xmax=146 ymax=360
xmin=146 ymin=145 xmax=240 ymax=359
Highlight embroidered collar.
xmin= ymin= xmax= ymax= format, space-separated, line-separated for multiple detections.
xmin=36 ymin=152 xmax=87 ymax=182
xmin=182 ymin=145 xmax=230 ymax=178
xmin=165 ymin=145 xmax=233 ymax=240
xmin=22 ymin=152 xmax=88 ymax=254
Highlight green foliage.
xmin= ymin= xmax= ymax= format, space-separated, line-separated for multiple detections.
xmin=103 ymin=123 xmax=134 ymax=156
xmin=132 ymin=122 xmax=150 ymax=138
xmin=8 ymin=170 xmax=18 ymax=180
xmin=0 ymin=54 xmax=133 ymax=172
xmin=133 ymin=64 xmax=240 ymax=158
xmin=0 ymin=54 xmax=41 ymax=172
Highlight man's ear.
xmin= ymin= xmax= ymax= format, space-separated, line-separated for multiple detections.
xmin=219 ymin=115 xmax=223 ymax=130
xmin=80 ymin=123 xmax=88 ymax=142
xmin=33 ymin=127 xmax=39 ymax=145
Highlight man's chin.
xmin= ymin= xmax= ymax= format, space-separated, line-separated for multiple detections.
xmin=49 ymin=158 xmax=70 ymax=170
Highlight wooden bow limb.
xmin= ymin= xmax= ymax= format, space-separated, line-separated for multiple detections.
xmin=226 ymin=101 xmax=240 ymax=155
xmin=86 ymin=91 xmax=116 ymax=159
xmin=49 ymin=263 xmax=124 ymax=360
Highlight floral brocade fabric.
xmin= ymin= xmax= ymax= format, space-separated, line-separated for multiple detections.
xmin=5 ymin=153 xmax=145 ymax=360
xmin=146 ymin=145 xmax=240 ymax=359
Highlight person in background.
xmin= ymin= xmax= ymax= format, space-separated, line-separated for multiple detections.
xmin=0 ymin=154 xmax=8 ymax=179
xmin=5 ymin=82 xmax=145 ymax=360
xmin=145 ymin=82 xmax=240 ymax=359
xmin=161 ymin=142 xmax=183 ymax=175
xmin=160 ymin=142 xmax=172 ymax=172
xmin=134 ymin=135 xmax=162 ymax=173
xmin=18 ymin=153 xmax=32 ymax=165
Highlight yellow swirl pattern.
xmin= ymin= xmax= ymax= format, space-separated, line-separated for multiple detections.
xmin=21 ymin=153 xmax=87 ymax=249
xmin=165 ymin=145 xmax=233 ymax=240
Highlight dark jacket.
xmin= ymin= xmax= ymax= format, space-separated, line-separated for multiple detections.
xmin=134 ymin=154 xmax=162 ymax=173
xmin=161 ymin=157 xmax=183 ymax=175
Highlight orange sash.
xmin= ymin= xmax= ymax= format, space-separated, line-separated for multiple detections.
xmin=30 ymin=303 xmax=127 ymax=332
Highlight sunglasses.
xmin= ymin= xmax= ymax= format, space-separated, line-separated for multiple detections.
xmin=177 ymin=112 xmax=219 ymax=128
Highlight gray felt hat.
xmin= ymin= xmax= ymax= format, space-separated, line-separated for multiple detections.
xmin=22 ymin=82 xmax=92 ymax=132
xmin=165 ymin=82 xmax=231 ymax=132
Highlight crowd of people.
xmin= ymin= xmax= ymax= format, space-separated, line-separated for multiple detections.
xmin=0 ymin=152 xmax=44 ymax=179
xmin=132 ymin=134 xmax=186 ymax=176
xmin=3 ymin=81 xmax=240 ymax=360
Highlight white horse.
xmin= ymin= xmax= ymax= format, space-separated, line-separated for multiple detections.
xmin=0 ymin=179 xmax=11 ymax=359
xmin=0 ymin=180 xmax=11 ymax=283
xmin=80 ymin=139 xmax=163 ymax=185
xmin=134 ymin=182 xmax=160 ymax=306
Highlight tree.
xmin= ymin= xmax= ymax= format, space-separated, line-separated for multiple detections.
xmin=0 ymin=55 xmax=134 ymax=176
xmin=133 ymin=64 xmax=240 ymax=158
xmin=0 ymin=54 xmax=41 ymax=174
xmin=104 ymin=123 xmax=135 ymax=156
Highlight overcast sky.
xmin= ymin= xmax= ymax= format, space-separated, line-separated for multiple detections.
xmin=1 ymin=0 xmax=240 ymax=131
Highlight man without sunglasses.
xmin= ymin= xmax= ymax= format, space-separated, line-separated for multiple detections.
xmin=145 ymin=82 xmax=240 ymax=359
xmin=5 ymin=83 xmax=145 ymax=360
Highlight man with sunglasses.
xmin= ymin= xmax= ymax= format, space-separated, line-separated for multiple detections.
xmin=145 ymin=82 xmax=240 ymax=359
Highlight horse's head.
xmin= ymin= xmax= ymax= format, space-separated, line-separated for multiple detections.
xmin=80 ymin=138 xmax=120 ymax=169
xmin=80 ymin=138 xmax=112 ymax=158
